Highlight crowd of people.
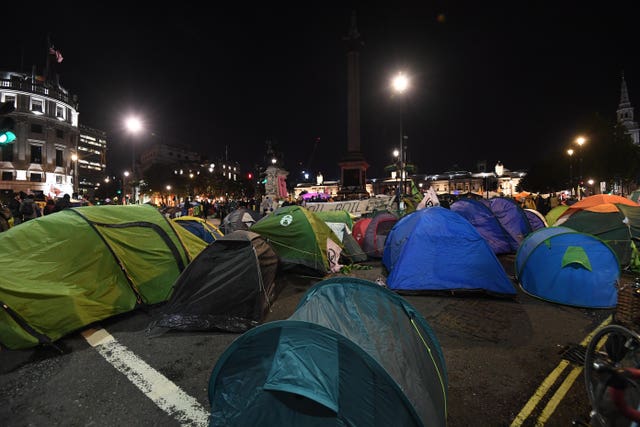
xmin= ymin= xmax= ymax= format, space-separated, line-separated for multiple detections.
xmin=0 ymin=192 xmax=72 ymax=232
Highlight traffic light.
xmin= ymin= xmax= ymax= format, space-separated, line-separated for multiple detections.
xmin=247 ymin=172 xmax=253 ymax=180
xmin=0 ymin=101 xmax=16 ymax=144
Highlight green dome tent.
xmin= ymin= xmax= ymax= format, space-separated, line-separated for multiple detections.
xmin=250 ymin=205 xmax=344 ymax=274
xmin=0 ymin=204 xmax=205 ymax=350
xmin=208 ymin=277 xmax=448 ymax=426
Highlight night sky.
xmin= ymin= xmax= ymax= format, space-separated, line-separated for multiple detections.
xmin=2 ymin=3 xmax=639 ymax=181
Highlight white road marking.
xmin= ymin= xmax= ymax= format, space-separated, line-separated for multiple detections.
xmin=82 ymin=328 xmax=209 ymax=426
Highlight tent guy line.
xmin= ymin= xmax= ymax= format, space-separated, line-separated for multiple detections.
xmin=81 ymin=328 xmax=209 ymax=426
xmin=510 ymin=315 xmax=612 ymax=426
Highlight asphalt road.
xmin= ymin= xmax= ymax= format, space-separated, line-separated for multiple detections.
xmin=0 ymin=252 xmax=623 ymax=427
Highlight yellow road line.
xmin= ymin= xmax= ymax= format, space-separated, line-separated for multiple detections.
xmin=510 ymin=315 xmax=612 ymax=427
xmin=537 ymin=366 xmax=583 ymax=424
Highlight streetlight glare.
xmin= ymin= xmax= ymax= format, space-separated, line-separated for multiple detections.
xmin=576 ymin=136 xmax=586 ymax=146
xmin=392 ymin=72 xmax=409 ymax=93
xmin=71 ymin=153 xmax=78 ymax=162
xmin=567 ymin=148 xmax=574 ymax=156
xmin=393 ymin=149 xmax=400 ymax=158
xmin=125 ymin=117 xmax=143 ymax=133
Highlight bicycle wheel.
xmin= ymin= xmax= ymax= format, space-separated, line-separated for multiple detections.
xmin=584 ymin=324 xmax=640 ymax=425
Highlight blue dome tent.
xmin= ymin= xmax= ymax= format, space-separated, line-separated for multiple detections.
xmin=489 ymin=197 xmax=533 ymax=251
xmin=515 ymin=226 xmax=620 ymax=308
xmin=382 ymin=207 xmax=516 ymax=296
xmin=450 ymin=198 xmax=513 ymax=254
xmin=208 ymin=277 xmax=448 ymax=426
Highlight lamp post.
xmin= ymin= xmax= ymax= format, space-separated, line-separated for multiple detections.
xmin=567 ymin=148 xmax=574 ymax=197
xmin=71 ymin=153 xmax=79 ymax=197
xmin=123 ymin=171 xmax=130 ymax=205
xmin=125 ymin=116 xmax=143 ymax=203
xmin=575 ymin=136 xmax=586 ymax=200
xmin=587 ymin=179 xmax=594 ymax=197
xmin=494 ymin=161 xmax=504 ymax=196
xmin=391 ymin=71 xmax=409 ymax=211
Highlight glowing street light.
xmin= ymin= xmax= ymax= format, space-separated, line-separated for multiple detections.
xmin=123 ymin=171 xmax=130 ymax=204
xmin=125 ymin=115 xmax=143 ymax=203
xmin=575 ymin=136 xmax=587 ymax=200
xmin=391 ymin=71 xmax=410 ymax=211
xmin=567 ymin=148 xmax=574 ymax=196
xmin=71 ymin=153 xmax=79 ymax=196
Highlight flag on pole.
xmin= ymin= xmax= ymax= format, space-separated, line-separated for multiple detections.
xmin=49 ymin=47 xmax=63 ymax=63
xmin=410 ymin=180 xmax=423 ymax=204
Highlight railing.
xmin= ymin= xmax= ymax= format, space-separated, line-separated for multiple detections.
xmin=0 ymin=78 xmax=78 ymax=108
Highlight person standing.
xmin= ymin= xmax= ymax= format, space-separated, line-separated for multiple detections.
xmin=54 ymin=194 xmax=72 ymax=212
xmin=19 ymin=194 xmax=38 ymax=222
xmin=43 ymin=198 xmax=56 ymax=215
xmin=8 ymin=192 xmax=22 ymax=226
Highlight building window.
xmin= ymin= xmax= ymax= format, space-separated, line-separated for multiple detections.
xmin=56 ymin=129 xmax=64 ymax=139
xmin=31 ymin=124 xmax=43 ymax=134
xmin=56 ymin=149 xmax=63 ymax=167
xmin=30 ymin=145 xmax=42 ymax=164
xmin=1 ymin=144 xmax=12 ymax=162
xmin=30 ymin=173 xmax=42 ymax=182
xmin=55 ymin=104 xmax=65 ymax=120
xmin=1 ymin=171 xmax=12 ymax=181
xmin=1 ymin=93 xmax=16 ymax=107
xmin=30 ymin=97 xmax=44 ymax=114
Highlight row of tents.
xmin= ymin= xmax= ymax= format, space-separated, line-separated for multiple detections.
xmin=0 ymin=204 xmax=450 ymax=425
xmin=5 ymin=194 xmax=640 ymax=350
xmin=4 ymin=195 xmax=640 ymax=424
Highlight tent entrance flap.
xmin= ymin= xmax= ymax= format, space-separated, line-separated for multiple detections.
xmin=561 ymin=246 xmax=592 ymax=271
xmin=263 ymin=327 xmax=339 ymax=413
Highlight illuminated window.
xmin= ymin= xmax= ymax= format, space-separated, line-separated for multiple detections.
xmin=55 ymin=104 xmax=65 ymax=120
xmin=30 ymin=97 xmax=44 ymax=114
xmin=1 ymin=93 xmax=16 ymax=107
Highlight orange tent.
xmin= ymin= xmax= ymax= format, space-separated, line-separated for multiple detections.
xmin=556 ymin=194 xmax=639 ymax=224
xmin=567 ymin=194 xmax=638 ymax=209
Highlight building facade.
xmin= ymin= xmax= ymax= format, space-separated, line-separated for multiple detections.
xmin=0 ymin=70 xmax=80 ymax=200
xmin=77 ymin=124 xmax=107 ymax=197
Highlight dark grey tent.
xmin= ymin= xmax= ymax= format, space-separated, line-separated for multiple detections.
xmin=147 ymin=230 xmax=279 ymax=334
xmin=208 ymin=277 xmax=448 ymax=426
xmin=220 ymin=207 xmax=261 ymax=234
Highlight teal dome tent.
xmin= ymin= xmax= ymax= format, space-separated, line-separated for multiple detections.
xmin=208 ymin=277 xmax=447 ymax=426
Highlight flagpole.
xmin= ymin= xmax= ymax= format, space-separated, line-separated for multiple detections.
xmin=44 ymin=33 xmax=51 ymax=82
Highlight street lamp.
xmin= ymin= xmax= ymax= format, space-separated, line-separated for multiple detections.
xmin=125 ymin=116 xmax=143 ymax=203
xmin=587 ymin=179 xmax=594 ymax=197
xmin=567 ymin=148 xmax=574 ymax=196
xmin=494 ymin=161 xmax=504 ymax=196
xmin=71 ymin=153 xmax=79 ymax=197
xmin=391 ymin=71 xmax=409 ymax=211
xmin=575 ymin=136 xmax=586 ymax=200
xmin=123 ymin=171 xmax=130 ymax=205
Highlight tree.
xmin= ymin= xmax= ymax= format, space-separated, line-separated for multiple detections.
xmin=519 ymin=113 xmax=640 ymax=194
